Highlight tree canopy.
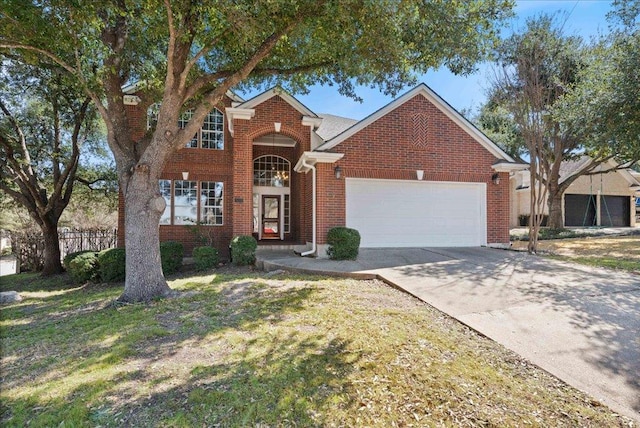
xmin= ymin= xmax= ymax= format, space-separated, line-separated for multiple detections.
xmin=553 ymin=3 xmax=640 ymax=167
xmin=0 ymin=0 xmax=514 ymax=301
xmin=0 ymin=59 xmax=106 ymax=274
xmin=479 ymin=9 xmax=640 ymax=242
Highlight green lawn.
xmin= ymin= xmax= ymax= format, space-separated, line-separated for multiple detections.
xmin=0 ymin=271 xmax=633 ymax=427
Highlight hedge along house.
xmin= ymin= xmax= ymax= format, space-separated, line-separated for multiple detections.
xmin=117 ymin=84 xmax=525 ymax=258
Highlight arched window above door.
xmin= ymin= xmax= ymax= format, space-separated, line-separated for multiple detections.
xmin=253 ymin=155 xmax=290 ymax=187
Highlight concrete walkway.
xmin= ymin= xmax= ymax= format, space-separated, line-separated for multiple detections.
xmin=257 ymin=247 xmax=640 ymax=422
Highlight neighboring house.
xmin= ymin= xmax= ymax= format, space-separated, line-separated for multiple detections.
xmin=118 ymin=84 xmax=525 ymax=257
xmin=632 ymin=170 xmax=640 ymax=223
xmin=510 ymin=157 xmax=640 ymax=228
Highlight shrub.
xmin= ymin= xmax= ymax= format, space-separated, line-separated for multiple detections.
xmin=160 ymin=241 xmax=183 ymax=275
xmin=230 ymin=235 xmax=257 ymax=266
xmin=63 ymin=250 xmax=95 ymax=271
xmin=326 ymin=227 xmax=361 ymax=260
xmin=192 ymin=246 xmax=219 ymax=271
xmin=98 ymin=248 xmax=126 ymax=283
xmin=67 ymin=252 xmax=99 ymax=283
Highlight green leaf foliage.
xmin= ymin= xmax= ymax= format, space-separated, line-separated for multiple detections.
xmin=192 ymin=246 xmax=219 ymax=271
xmin=326 ymin=227 xmax=360 ymax=260
xmin=160 ymin=241 xmax=184 ymax=275
xmin=98 ymin=248 xmax=126 ymax=283
xmin=553 ymin=27 xmax=640 ymax=164
xmin=66 ymin=251 xmax=100 ymax=283
xmin=230 ymin=235 xmax=257 ymax=266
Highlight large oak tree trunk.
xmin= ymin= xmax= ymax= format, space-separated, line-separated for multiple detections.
xmin=117 ymin=167 xmax=174 ymax=303
xmin=41 ymin=221 xmax=63 ymax=276
xmin=547 ymin=190 xmax=565 ymax=229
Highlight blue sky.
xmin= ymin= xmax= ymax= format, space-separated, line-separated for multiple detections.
xmin=243 ymin=0 xmax=614 ymax=120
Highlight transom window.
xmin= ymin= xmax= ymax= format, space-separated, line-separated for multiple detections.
xmin=253 ymin=155 xmax=290 ymax=187
xmin=158 ymin=180 xmax=224 ymax=226
xmin=148 ymin=104 xmax=224 ymax=150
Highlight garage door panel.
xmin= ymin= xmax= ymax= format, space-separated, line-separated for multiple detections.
xmin=346 ymin=179 xmax=486 ymax=247
xmin=601 ymin=196 xmax=630 ymax=227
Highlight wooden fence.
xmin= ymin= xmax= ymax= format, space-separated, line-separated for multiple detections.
xmin=10 ymin=228 xmax=118 ymax=272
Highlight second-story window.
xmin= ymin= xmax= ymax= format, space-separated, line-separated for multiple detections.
xmin=148 ymin=104 xmax=224 ymax=150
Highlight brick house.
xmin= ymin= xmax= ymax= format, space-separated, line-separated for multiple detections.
xmin=118 ymin=84 xmax=524 ymax=257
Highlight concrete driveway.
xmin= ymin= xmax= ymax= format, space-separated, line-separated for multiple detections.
xmin=258 ymin=247 xmax=640 ymax=421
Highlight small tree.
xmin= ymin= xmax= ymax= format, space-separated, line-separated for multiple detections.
xmin=0 ymin=60 xmax=103 ymax=274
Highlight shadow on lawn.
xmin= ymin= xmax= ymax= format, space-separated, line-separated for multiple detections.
xmin=392 ymin=249 xmax=640 ymax=416
xmin=118 ymin=335 xmax=355 ymax=426
xmin=1 ymin=275 xmax=356 ymax=426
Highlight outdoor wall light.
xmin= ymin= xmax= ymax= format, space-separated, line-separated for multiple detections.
xmin=182 ymin=171 xmax=189 ymax=180
xmin=416 ymin=170 xmax=424 ymax=180
xmin=492 ymin=172 xmax=501 ymax=185
xmin=334 ymin=165 xmax=342 ymax=179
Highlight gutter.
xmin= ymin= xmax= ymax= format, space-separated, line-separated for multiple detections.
xmin=293 ymin=151 xmax=344 ymax=257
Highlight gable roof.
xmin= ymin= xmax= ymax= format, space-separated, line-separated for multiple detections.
xmin=517 ymin=156 xmax=640 ymax=189
xmin=315 ymin=83 xmax=516 ymax=163
xmin=316 ymin=113 xmax=358 ymax=140
xmin=236 ymin=87 xmax=319 ymax=118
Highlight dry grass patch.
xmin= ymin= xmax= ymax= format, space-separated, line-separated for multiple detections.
xmin=0 ymin=271 xmax=635 ymax=427
xmin=513 ymin=235 xmax=640 ymax=273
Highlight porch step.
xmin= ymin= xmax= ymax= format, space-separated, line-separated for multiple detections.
xmin=257 ymin=243 xmax=307 ymax=252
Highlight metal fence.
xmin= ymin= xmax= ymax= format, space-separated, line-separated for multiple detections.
xmin=9 ymin=228 xmax=118 ymax=272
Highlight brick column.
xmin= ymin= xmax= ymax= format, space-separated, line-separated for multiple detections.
xmin=232 ymin=126 xmax=254 ymax=237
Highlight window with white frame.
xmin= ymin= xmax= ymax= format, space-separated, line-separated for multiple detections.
xmin=159 ymin=179 xmax=171 ymax=225
xmin=158 ymin=180 xmax=224 ymax=226
xmin=173 ymin=180 xmax=198 ymax=225
xmin=253 ymin=155 xmax=290 ymax=187
xmin=200 ymin=110 xmax=224 ymax=149
xmin=200 ymin=182 xmax=224 ymax=225
xmin=148 ymin=104 xmax=224 ymax=149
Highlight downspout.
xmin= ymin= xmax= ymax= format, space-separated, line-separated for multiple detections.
xmin=300 ymin=159 xmax=317 ymax=257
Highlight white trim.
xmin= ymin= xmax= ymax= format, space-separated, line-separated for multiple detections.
xmin=492 ymin=161 xmax=529 ymax=172
xmin=302 ymin=116 xmax=323 ymax=129
xmin=316 ymin=83 xmax=515 ymax=163
xmin=123 ymin=95 xmax=141 ymax=105
xmin=121 ymin=81 xmax=146 ymax=94
xmin=225 ymin=107 xmax=255 ymax=136
xmin=294 ymin=151 xmax=344 ymax=173
xmin=253 ymin=134 xmax=297 ymax=147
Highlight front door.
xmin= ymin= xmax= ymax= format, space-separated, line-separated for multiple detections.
xmin=262 ymin=195 xmax=280 ymax=239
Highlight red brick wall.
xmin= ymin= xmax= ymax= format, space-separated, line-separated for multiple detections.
xmin=118 ymin=97 xmax=236 ymax=256
xmin=233 ymin=95 xmax=313 ymax=242
xmin=316 ymin=94 xmax=510 ymax=245
xmin=119 ymin=90 xmax=511 ymax=253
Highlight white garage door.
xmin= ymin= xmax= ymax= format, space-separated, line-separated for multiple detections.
xmin=346 ymin=178 xmax=487 ymax=247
